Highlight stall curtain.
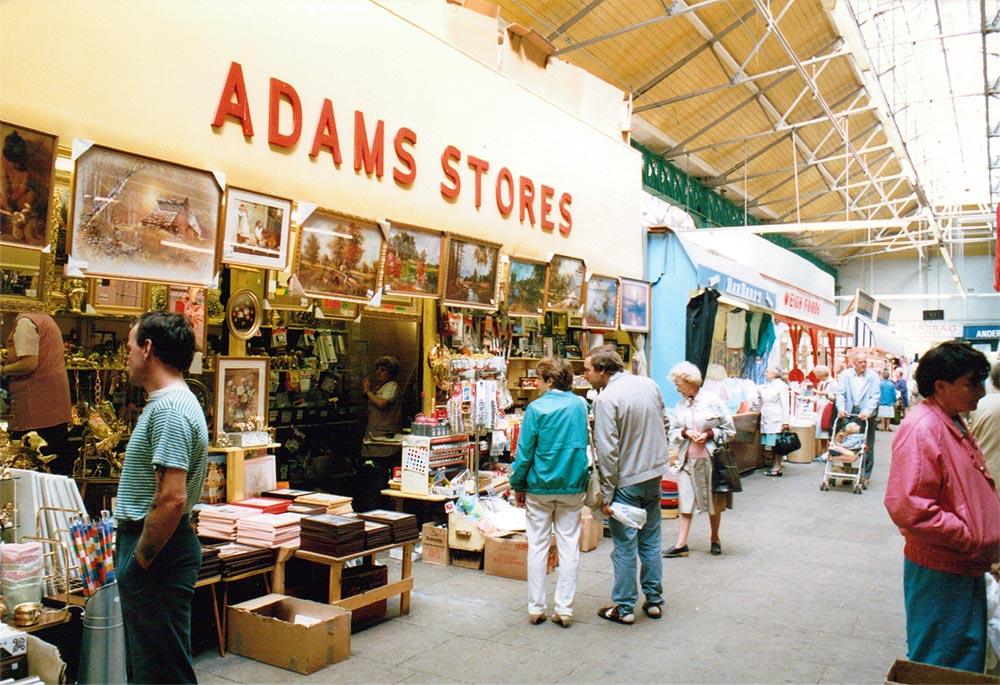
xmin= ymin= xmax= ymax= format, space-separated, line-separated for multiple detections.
xmin=788 ymin=324 xmax=804 ymax=381
xmin=686 ymin=289 xmax=720 ymax=378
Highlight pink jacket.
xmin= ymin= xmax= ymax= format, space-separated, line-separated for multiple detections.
xmin=884 ymin=399 xmax=1000 ymax=576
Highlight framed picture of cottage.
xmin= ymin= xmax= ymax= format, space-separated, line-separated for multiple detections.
xmin=221 ymin=187 xmax=292 ymax=271
xmin=382 ymin=220 xmax=443 ymax=299
xmin=442 ymin=236 xmax=500 ymax=310
xmin=583 ymin=273 xmax=619 ymax=331
xmin=506 ymin=256 xmax=548 ymax=317
xmin=545 ymin=254 xmax=586 ymax=312
xmin=295 ymin=209 xmax=384 ymax=303
xmin=1 ymin=121 xmax=58 ymax=251
xmin=68 ymin=143 xmax=221 ymax=286
xmin=619 ymin=277 xmax=651 ymax=332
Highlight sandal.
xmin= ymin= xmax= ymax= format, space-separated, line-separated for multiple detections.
xmin=528 ymin=613 xmax=546 ymax=625
xmin=597 ymin=605 xmax=634 ymax=625
xmin=642 ymin=602 xmax=663 ymax=619
xmin=763 ymin=470 xmax=783 ymax=477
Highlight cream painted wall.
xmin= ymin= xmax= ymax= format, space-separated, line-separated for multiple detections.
xmin=0 ymin=0 xmax=643 ymax=277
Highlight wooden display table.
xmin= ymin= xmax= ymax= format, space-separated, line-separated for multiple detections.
xmin=270 ymin=540 xmax=415 ymax=616
xmin=194 ymin=575 xmax=224 ymax=657
xmin=380 ymin=488 xmax=452 ymax=512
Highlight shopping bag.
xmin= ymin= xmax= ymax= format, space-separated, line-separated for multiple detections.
xmin=820 ymin=402 xmax=835 ymax=433
xmin=584 ymin=466 xmax=603 ymax=509
xmin=711 ymin=445 xmax=742 ymax=493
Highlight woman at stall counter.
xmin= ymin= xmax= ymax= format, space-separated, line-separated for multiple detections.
xmin=663 ymin=361 xmax=736 ymax=558
xmin=758 ymin=366 xmax=790 ymax=476
xmin=510 ymin=357 xmax=589 ymax=628
xmin=362 ymin=356 xmax=402 ymax=439
xmin=812 ymin=365 xmax=836 ymax=456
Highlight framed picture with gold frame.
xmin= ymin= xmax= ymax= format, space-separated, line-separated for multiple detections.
xmin=619 ymin=277 xmax=651 ymax=333
xmin=545 ymin=254 xmax=586 ymax=312
xmin=213 ymin=356 xmax=269 ymax=441
xmin=295 ymin=209 xmax=384 ymax=303
xmin=227 ymin=288 xmax=262 ymax=340
xmin=442 ymin=236 xmax=500 ymax=310
xmin=87 ymin=277 xmax=146 ymax=316
xmin=506 ymin=256 xmax=548 ymax=317
xmin=382 ymin=220 xmax=443 ymax=299
xmin=1 ymin=121 xmax=58 ymax=251
xmin=221 ymin=186 xmax=292 ymax=271
xmin=583 ymin=273 xmax=619 ymax=331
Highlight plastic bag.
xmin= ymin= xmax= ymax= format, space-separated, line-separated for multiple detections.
xmin=609 ymin=502 xmax=647 ymax=529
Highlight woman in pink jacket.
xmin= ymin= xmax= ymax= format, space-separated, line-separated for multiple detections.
xmin=884 ymin=341 xmax=998 ymax=673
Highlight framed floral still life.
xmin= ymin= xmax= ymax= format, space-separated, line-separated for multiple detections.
xmin=167 ymin=285 xmax=208 ymax=352
xmin=583 ymin=273 xmax=619 ymax=331
xmin=221 ymin=187 xmax=292 ymax=271
xmin=1 ymin=121 xmax=57 ymax=250
xmin=214 ymin=356 xmax=269 ymax=441
xmin=382 ymin=221 xmax=444 ymax=299
xmin=545 ymin=254 xmax=586 ymax=312
xmin=69 ymin=143 xmax=221 ymax=286
xmin=227 ymin=288 xmax=262 ymax=340
xmin=619 ymin=277 xmax=651 ymax=333
xmin=443 ymin=236 xmax=500 ymax=310
xmin=296 ymin=209 xmax=384 ymax=303
xmin=506 ymin=256 xmax=548 ymax=317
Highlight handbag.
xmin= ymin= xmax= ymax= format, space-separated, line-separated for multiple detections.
xmin=820 ymin=402 xmax=835 ymax=433
xmin=711 ymin=445 xmax=742 ymax=493
xmin=584 ymin=466 xmax=604 ymax=509
xmin=773 ymin=430 xmax=801 ymax=456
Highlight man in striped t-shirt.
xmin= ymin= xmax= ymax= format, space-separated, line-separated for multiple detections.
xmin=115 ymin=311 xmax=208 ymax=684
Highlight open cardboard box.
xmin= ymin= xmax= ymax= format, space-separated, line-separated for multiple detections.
xmin=884 ymin=659 xmax=1000 ymax=684
xmin=484 ymin=533 xmax=557 ymax=581
xmin=227 ymin=594 xmax=351 ymax=674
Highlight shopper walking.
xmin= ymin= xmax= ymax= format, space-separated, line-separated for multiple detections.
xmin=758 ymin=366 xmax=789 ymax=476
xmin=115 ymin=312 xmax=208 ymax=684
xmin=663 ymin=362 xmax=735 ymax=558
xmin=812 ymin=365 xmax=836 ymax=455
xmin=894 ymin=368 xmax=910 ymax=418
xmin=878 ymin=370 xmax=896 ymax=431
xmin=510 ymin=357 xmax=589 ymax=628
xmin=585 ymin=345 xmax=669 ymax=625
xmin=835 ymin=350 xmax=880 ymax=487
xmin=884 ymin=341 xmax=999 ymax=673
xmin=971 ymin=361 xmax=1000 ymax=499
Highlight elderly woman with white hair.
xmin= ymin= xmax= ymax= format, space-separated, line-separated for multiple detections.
xmin=758 ymin=365 xmax=790 ymax=476
xmin=812 ymin=365 xmax=836 ymax=456
xmin=663 ymin=361 xmax=736 ymax=558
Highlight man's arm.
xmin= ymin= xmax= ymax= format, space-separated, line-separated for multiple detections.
xmin=133 ymin=466 xmax=188 ymax=569
xmin=592 ymin=398 xmax=620 ymax=514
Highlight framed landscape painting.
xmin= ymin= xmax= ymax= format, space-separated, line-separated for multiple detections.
xmin=1 ymin=121 xmax=57 ymax=250
xmin=506 ymin=256 xmax=548 ymax=317
xmin=69 ymin=144 xmax=221 ymax=286
xmin=545 ymin=254 xmax=586 ymax=312
xmin=221 ymin=187 xmax=292 ymax=270
xmin=296 ymin=209 xmax=383 ymax=303
xmin=619 ymin=277 xmax=651 ymax=332
xmin=443 ymin=236 xmax=499 ymax=310
xmin=583 ymin=273 xmax=619 ymax=331
xmin=382 ymin=221 xmax=443 ymax=299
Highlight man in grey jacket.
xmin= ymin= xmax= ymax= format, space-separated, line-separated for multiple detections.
xmin=585 ymin=345 xmax=669 ymax=625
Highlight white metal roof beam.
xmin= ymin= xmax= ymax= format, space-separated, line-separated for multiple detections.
xmin=546 ymin=0 xmax=606 ymax=41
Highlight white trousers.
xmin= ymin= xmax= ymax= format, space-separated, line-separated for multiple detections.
xmin=525 ymin=492 xmax=585 ymax=616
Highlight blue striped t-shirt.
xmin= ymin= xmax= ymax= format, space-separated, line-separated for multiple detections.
xmin=114 ymin=385 xmax=209 ymax=521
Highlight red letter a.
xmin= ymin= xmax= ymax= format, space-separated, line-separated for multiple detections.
xmin=211 ymin=61 xmax=254 ymax=136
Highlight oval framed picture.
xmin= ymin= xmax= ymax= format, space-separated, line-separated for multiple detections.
xmin=226 ymin=288 xmax=262 ymax=340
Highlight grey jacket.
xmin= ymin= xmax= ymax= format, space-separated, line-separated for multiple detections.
xmin=592 ymin=372 xmax=670 ymax=504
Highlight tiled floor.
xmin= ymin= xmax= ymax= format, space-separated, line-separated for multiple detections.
xmin=195 ymin=429 xmax=908 ymax=684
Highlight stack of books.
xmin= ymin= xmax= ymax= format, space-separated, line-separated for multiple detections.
xmin=232 ymin=497 xmax=291 ymax=515
xmin=299 ymin=514 xmax=365 ymax=557
xmin=207 ymin=542 xmax=275 ymax=578
xmin=197 ymin=544 xmax=222 ymax=581
xmin=294 ymin=492 xmax=354 ymax=515
xmin=287 ymin=502 xmax=327 ymax=516
xmin=236 ymin=512 xmax=301 ymax=548
xmin=196 ymin=504 xmax=261 ymax=540
xmin=262 ymin=488 xmax=315 ymax=501
xmin=356 ymin=510 xmax=420 ymax=543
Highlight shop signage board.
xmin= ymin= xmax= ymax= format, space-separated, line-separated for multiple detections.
xmin=963 ymin=325 xmax=1000 ymax=341
xmin=696 ymin=265 xmax=776 ymax=310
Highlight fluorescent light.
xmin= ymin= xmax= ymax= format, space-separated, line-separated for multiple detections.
xmin=303 ymin=227 xmax=354 ymax=240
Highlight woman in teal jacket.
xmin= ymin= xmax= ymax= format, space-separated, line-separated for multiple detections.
xmin=510 ymin=357 xmax=589 ymax=628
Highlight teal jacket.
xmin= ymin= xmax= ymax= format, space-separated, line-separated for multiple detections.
xmin=510 ymin=389 xmax=589 ymax=495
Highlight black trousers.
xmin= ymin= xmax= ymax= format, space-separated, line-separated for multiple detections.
xmin=11 ymin=422 xmax=74 ymax=476
xmin=116 ymin=518 xmax=200 ymax=684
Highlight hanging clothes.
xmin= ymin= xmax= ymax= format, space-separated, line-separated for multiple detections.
xmin=686 ymin=289 xmax=720 ymax=378
xmin=725 ymin=309 xmax=746 ymax=349
xmin=755 ymin=314 xmax=775 ymax=357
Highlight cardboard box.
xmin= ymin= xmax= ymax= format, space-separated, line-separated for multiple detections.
xmin=579 ymin=508 xmax=602 ymax=552
xmin=448 ymin=512 xmax=486 ymax=552
xmin=421 ymin=522 xmax=450 ymax=566
xmin=450 ymin=549 xmax=483 ymax=570
xmin=484 ymin=534 xmax=557 ymax=581
xmin=884 ymin=659 xmax=1000 ymax=684
xmin=227 ymin=594 xmax=351 ymax=674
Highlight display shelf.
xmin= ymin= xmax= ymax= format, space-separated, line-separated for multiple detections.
xmin=208 ymin=443 xmax=281 ymax=502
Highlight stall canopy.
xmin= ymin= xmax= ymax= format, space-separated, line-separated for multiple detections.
xmin=837 ymin=314 xmax=907 ymax=358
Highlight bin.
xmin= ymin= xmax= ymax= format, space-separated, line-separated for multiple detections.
xmin=78 ymin=580 xmax=127 ymax=684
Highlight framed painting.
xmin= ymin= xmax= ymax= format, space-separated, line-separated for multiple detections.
xmin=1 ymin=122 xmax=57 ymax=251
xmin=619 ymin=277 xmax=651 ymax=333
xmin=227 ymin=288 xmax=262 ymax=340
xmin=296 ymin=209 xmax=383 ymax=302
xmin=382 ymin=220 xmax=443 ymax=299
xmin=87 ymin=277 xmax=146 ymax=316
xmin=507 ymin=256 xmax=548 ymax=317
xmin=545 ymin=254 xmax=585 ymax=312
xmin=221 ymin=187 xmax=292 ymax=270
xmin=167 ymin=285 xmax=208 ymax=352
xmin=69 ymin=143 xmax=221 ymax=286
xmin=583 ymin=273 xmax=619 ymax=331
xmin=214 ymin=356 xmax=269 ymax=441
xmin=443 ymin=236 xmax=500 ymax=310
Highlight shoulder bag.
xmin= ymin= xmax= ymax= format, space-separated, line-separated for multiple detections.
xmin=711 ymin=445 xmax=742 ymax=493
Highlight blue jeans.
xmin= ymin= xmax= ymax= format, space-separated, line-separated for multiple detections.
xmin=608 ymin=477 xmax=663 ymax=614
xmin=903 ymin=558 xmax=986 ymax=673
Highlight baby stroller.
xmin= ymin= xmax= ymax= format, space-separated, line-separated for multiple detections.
xmin=819 ymin=414 xmax=871 ymax=495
